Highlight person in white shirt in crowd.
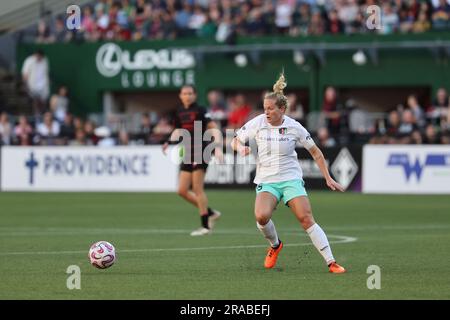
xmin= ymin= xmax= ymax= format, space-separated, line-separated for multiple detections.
xmin=36 ymin=111 xmax=60 ymax=145
xmin=21 ymin=49 xmax=50 ymax=117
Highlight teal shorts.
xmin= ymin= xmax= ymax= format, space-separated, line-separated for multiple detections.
xmin=255 ymin=179 xmax=308 ymax=205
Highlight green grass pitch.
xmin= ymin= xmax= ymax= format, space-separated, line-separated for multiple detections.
xmin=0 ymin=191 xmax=449 ymax=299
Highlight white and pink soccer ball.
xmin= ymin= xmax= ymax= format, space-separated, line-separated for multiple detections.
xmin=88 ymin=241 xmax=116 ymax=269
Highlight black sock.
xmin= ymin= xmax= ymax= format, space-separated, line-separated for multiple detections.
xmin=207 ymin=207 xmax=214 ymax=216
xmin=201 ymin=214 xmax=209 ymax=229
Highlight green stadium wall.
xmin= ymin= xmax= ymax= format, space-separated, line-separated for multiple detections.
xmin=17 ymin=32 xmax=450 ymax=116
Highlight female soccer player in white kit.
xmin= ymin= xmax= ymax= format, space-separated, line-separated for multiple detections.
xmin=231 ymin=74 xmax=346 ymax=273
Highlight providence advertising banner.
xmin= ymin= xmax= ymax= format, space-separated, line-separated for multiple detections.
xmin=0 ymin=146 xmax=178 ymax=192
xmin=205 ymin=147 xmax=362 ymax=191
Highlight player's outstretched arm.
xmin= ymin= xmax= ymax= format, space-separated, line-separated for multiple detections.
xmin=307 ymin=145 xmax=344 ymax=192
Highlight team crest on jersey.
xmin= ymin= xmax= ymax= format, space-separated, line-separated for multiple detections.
xmin=279 ymin=128 xmax=287 ymax=135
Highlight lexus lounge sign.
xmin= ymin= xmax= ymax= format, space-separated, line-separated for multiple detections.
xmin=95 ymin=42 xmax=196 ymax=88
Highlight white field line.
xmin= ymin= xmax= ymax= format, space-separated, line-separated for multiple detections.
xmin=0 ymin=234 xmax=357 ymax=256
xmin=0 ymin=224 xmax=448 ymax=237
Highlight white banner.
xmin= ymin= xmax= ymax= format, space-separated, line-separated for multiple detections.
xmin=363 ymin=145 xmax=450 ymax=194
xmin=0 ymin=146 xmax=179 ymax=192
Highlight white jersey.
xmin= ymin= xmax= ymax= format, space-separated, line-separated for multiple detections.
xmin=236 ymin=114 xmax=315 ymax=184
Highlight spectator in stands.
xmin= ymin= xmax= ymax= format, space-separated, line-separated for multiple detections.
xmin=59 ymin=113 xmax=75 ymax=143
xmin=175 ymin=1 xmax=193 ymax=37
xmin=227 ymin=93 xmax=252 ymax=129
xmin=189 ymin=5 xmax=207 ymax=33
xmin=161 ymin=11 xmax=178 ymax=39
xmin=397 ymin=1 xmax=415 ymax=33
xmin=316 ymin=126 xmax=337 ymax=148
xmin=50 ymin=86 xmax=69 ymax=123
xmin=207 ymin=90 xmax=227 ymax=126
xmin=36 ymin=112 xmax=61 ymax=145
xmin=117 ymin=129 xmax=130 ymax=145
xmin=433 ymin=87 xmax=449 ymax=109
xmin=52 ymin=16 xmax=70 ymax=42
xmin=36 ymin=20 xmax=53 ymax=43
xmin=198 ymin=12 xmax=218 ymax=37
xmin=431 ymin=0 xmax=450 ymax=30
xmin=96 ymin=126 xmax=116 ymax=146
xmin=95 ymin=4 xmax=110 ymax=36
xmin=81 ymin=6 xmax=97 ymax=40
xmin=441 ymin=129 xmax=450 ymax=144
xmin=381 ymin=2 xmax=400 ymax=34
xmin=73 ymin=116 xmax=84 ymax=133
xmin=429 ymin=87 xmax=450 ymax=126
xmin=386 ymin=109 xmax=402 ymax=143
xmin=398 ymin=109 xmax=419 ymax=144
xmin=21 ymin=49 xmax=50 ymax=117
xmin=423 ymin=124 xmax=441 ymax=144
xmin=0 ymin=112 xmax=12 ymax=145
xmin=412 ymin=10 xmax=431 ymax=33
xmin=69 ymin=129 xmax=88 ymax=146
xmin=308 ymin=10 xmax=326 ymax=35
xmin=36 ymin=0 xmax=445 ymax=43
xmin=407 ymin=94 xmax=426 ymax=128
xmin=245 ymin=4 xmax=266 ymax=36
xmin=347 ymin=99 xmax=374 ymax=135
xmin=150 ymin=116 xmax=174 ymax=144
xmin=286 ymin=93 xmax=304 ymax=123
xmin=321 ymin=86 xmax=343 ymax=135
xmin=274 ymin=0 xmax=293 ymax=34
xmin=216 ymin=13 xmax=235 ymax=43
xmin=327 ymin=10 xmax=344 ymax=34
xmin=411 ymin=129 xmax=423 ymax=144
xmin=13 ymin=115 xmax=34 ymax=146
xmin=84 ymin=120 xmax=99 ymax=145
xmin=338 ymin=0 xmax=359 ymax=34
xmin=291 ymin=2 xmax=310 ymax=36
xmin=137 ymin=113 xmax=153 ymax=144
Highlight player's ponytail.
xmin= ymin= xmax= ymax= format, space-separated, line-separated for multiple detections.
xmin=265 ymin=72 xmax=289 ymax=110
xmin=272 ymin=73 xmax=287 ymax=96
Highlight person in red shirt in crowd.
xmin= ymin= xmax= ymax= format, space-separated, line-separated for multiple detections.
xmin=227 ymin=93 xmax=252 ymax=129
xmin=321 ymin=86 xmax=343 ymax=135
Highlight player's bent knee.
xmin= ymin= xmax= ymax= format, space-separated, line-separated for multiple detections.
xmin=299 ymin=215 xmax=315 ymax=229
xmin=254 ymin=211 xmax=271 ymax=225
xmin=192 ymin=189 xmax=205 ymax=198
xmin=177 ymin=188 xmax=189 ymax=198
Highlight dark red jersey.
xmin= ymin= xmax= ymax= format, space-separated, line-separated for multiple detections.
xmin=172 ymin=103 xmax=213 ymax=165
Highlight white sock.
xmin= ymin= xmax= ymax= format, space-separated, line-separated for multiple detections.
xmin=306 ymin=223 xmax=335 ymax=265
xmin=257 ymin=220 xmax=280 ymax=248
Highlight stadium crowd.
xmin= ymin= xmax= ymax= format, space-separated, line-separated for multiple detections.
xmin=1 ymin=83 xmax=449 ymax=146
xmin=5 ymin=0 xmax=449 ymax=146
xmin=30 ymin=0 xmax=450 ymax=43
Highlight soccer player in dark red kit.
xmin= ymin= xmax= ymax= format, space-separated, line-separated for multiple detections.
xmin=163 ymin=85 xmax=223 ymax=236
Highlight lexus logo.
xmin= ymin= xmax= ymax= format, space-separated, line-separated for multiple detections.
xmin=95 ymin=43 xmax=196 ymax=78
xmin=96 ymin=43 xmax=122 ymax=77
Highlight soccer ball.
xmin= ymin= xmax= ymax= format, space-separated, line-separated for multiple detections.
xmin=88 ymin=241 xmax=116 ymax=269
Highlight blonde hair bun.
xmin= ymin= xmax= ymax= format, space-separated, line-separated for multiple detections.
xmin=273 ymin=73 xmax=287 ymax=95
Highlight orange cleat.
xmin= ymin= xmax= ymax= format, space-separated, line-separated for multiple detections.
xmin=264 ymin=241 xmax=283 ymax=269
xmin=328 ymin=262 xmax=346 ymax=274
